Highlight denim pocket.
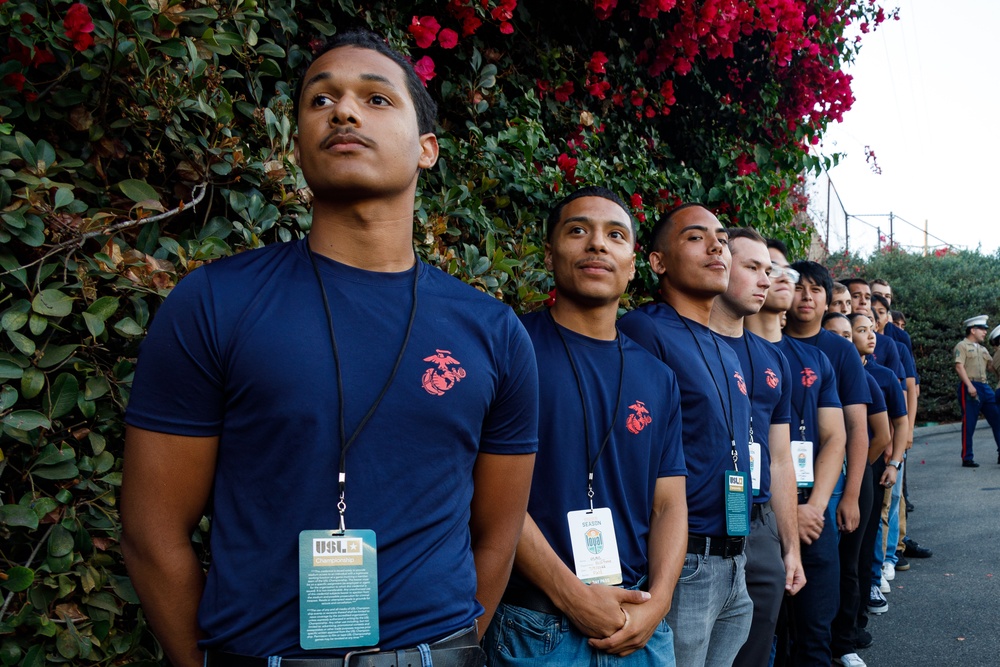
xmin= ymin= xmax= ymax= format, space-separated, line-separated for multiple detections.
xmin=495 ymin=604 xmax=563 ymax=658
xmin=677 ymin=552 xmax=704 ymax=582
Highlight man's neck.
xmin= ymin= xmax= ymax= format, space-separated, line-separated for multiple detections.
xmin=709 ymin=299 xmax=745 ymax=338
xmin=308 ymin=197 xmax=418 ymax=272
xmin=784 ymin=317 xmax=821 ymax=339
xmin=549 ymin=300 xmax=619 ymax=341
xmin=745 ymin=310 xmax=783 ymax=343
xmin=661 ymin=283 xmax=717 ymax=326
xmin=967 ymin=334 xmax=980 ymax=346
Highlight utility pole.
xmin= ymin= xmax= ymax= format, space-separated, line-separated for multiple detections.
xmin=825 ymin=177 xmax=831 ymax=250
xmin=924 ymin=220 xmax=929 ymax=256
xmin=889 ymin=211 xmax=894 ymax=249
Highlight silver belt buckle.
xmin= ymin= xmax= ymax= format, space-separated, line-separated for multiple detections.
xmin=343 ymin=648 xmax=381 ymax=667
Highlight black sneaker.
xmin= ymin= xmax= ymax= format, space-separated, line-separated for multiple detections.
xmin=905 ymin=499 xmax=915 ymax=512
xmin=867 ymin=585 xmax=888 ymax=614
xmin=855 ymin=627 xmax=873 ymax=649
xmin=963 ymin=460 xmax=980 ymax=467
xmin=903 ymin=538 xmax=932 ymax=558
xmin=894 ymin=552 xmax=910 ymax=571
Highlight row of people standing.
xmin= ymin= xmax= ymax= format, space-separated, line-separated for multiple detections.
xmin=119 ymin=29 xmax=929 ymax=667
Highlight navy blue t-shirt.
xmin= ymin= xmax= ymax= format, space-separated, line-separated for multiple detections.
xmin=865 ymin=372 xmax=887 ymax=418
xmin=126 ymin=239 xmax=539 ymax=656
xmin=885 ymin=322 xmax=919 ymax=384
xmin=720 ymin=331 xmax=792 ymax=504
xmin=873 ymin=331 xmax=905 ymax=382
xmin=788 ymin=329 xmax=873 ymax=408
xmin=866 ymin=358 xmax=907 ymax=420
xmin=515 ymin=312 xmax=686 ymax=588
xmin=897 ymin=340 xmax=917 ymax=381
xmin=619 ymin=304 xmax=752 ymax=536
xmin=775 ymin=336 xmax=842 ymax=456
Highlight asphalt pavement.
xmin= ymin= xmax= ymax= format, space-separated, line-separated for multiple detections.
xmin=857 ymin=420 xmax=1000 ymax=666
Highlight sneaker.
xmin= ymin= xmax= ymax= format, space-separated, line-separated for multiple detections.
xmin=855 ymin=627 xmax=873 ymax=649
xmin=895 ymin=552 xmax=911 ymax=571
xmin=905 ymin=499 xmax=915 ymax=512
xmin=963 ymin=460 xmax=980 ymax=467
xmin=867 ymin=585 xmax=888 ymax=614
xmin=882 ymin=561 xmax=895 ymax=581
xmin=903 ymin=538 xmax=933 ymax=558
xmin=834 ymin=652 xmax=868 ymax=666
xmin=879 ymin=575 xmax=891 ymax=594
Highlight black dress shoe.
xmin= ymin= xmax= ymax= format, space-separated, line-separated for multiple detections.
xmin=963 ymin=460 xmax=980 ymax=468
xmin=905 ymin=500 xmax=915 ymax=512
xmin=855 ymin=627 xmax=873 ymax=649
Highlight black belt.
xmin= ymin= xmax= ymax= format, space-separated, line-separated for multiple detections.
xmin=797 ymin=488 xmax=812 ymax=503
xmin=751 ymin=503 xmax=765 ymax=520
xmin=686 ymin=534 xmax=745 ymax=558
xmin=205 ymin=626 xmax=483 ymax=667
xmin=501 ymin=584 xmax=561 ymax=616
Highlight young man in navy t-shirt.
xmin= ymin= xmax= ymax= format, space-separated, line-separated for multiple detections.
xmin=745 ymin=242 xmax=846 ymax=666
xmin=485 ymin=187 xmax=687 ymax=667
xmin=709 ymin=229 xmax=805 ymax=667
xmin=619 ymin=204 xmax=754 ymax=667
xmin=121 ymin=30 xmax=538 ymax=667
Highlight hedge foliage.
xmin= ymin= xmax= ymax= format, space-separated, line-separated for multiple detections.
xmin=1 ymin=0 xmax=890 ymax=662
xmin=828 ymin=248 xmax=1000 ymax=425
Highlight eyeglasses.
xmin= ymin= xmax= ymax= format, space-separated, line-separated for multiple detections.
xmin=770 ymin=264 xmax=800 ymax=283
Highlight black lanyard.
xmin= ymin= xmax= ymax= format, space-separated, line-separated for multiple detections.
xmin=742 ymin=334 xmax=757 ymax=445
xmin=670 ymin=305 xmax=740 ymax=470
xmin=781 ymin=337 xmax=811 ymax=441
xmin=308 ymin=246 xmax=419 ymax=532
xmin=547 ymin=310 xmax=625 ymax=510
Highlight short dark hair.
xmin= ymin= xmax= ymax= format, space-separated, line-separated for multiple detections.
xmin=294 ymin=28 xmax=438 ymax=135
xmin=871 ymin=294 xmax=891 ymax=312
xmin=727 ymin=227 xmax=766 ymax=246
xmin=546 ymin=186 xmax=634 ymax=242
xmin=822 ymin=312 xmax=849 ymax=326
xmin=848 ymin=311 xmax=874 ymax=327
xmin=891 ymin=309 xmax=905 ymax=325
xmin=831 ymin=281 xmax=848 ymax=295
xmin=766 ymin=238 xmax=789 ymax=258
xmin=648 ymin=202 xmax=706 ymax=251
xmin=840 ymin=277 xmax=869 ymax=292
xmin=870 ymin=278 xmax=890 ymax=289
xmin=791 ymin=261 xmax=833 ymax=306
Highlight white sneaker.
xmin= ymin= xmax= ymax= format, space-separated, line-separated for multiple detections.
xmin=880 ymin=574 xmax=891 ymax=594
xmin=834 ymin=653 xmax=868 ymax=667
xmin=882 ymin=561 xmax=895 ymax=581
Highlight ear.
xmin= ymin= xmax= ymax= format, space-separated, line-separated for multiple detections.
xmin=649 ymin=250 xmax=667 ymax=277
xmin=418 ymin=133 xmax=439 ymax=169
xmin=544 ymin=242 xmax=553 ymax=271
xmin=293 ymin=133 xmax=300 ymax=165
xmin=628 ymin=253 xmax=636 ymax=281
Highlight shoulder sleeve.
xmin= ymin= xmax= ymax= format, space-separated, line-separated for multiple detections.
xmin=479 ymin=309 xmax=539 ymax=455
xmin=656 ymin=369 xmax=687 ymax=478
xmin=125 ymin=268 xmax=225 ymax=436
xmin=898 ymin=342 xmax=917 ymax=379
xmin=818 ymin=354 xmax=843 ymax=409
xmin=837 ymin=346 xmax=872 ymax=406
xmin=618 ymin=310 xmax=666 ymax=362
xmin=866 ymin=374 xmax=887 ymax=415
xmin=883 ymin=339 xmax=905 ymax=381
xmin=773 ymin=347 xmax=792 ymax=425
xmin=954 ymin=342 xmax=967 ymax=365
xmin=884 ymin=371 xmax=908 ymax=419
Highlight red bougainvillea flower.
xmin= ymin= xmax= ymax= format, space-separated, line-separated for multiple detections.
xmin=408 ymin=16 xmax=441 ymax=49
xmin=734 ymin=154 xmax=759 ymax=176
xmin=5 ymin=37 xmax=31 ymax=66
xmin=491 ymin=0 xmax=517 ymax=22
xmin=544 ymin=288 xmax=557 ymax=307
xmin=438 ymin=28 xmax=459 ymax=49
xmin=499 ymin=21 xmax=514 ymax=34
xmin=554 ymin=81 xmax=574 ymax=103
xmin=20 ymin=12 xmax=35 ymax=25
xmin=24 ymin=91 xmax=38 ymax=102
xmin=3 ymin=72 xmax=26 ymax=92
xmin=586 ymin=78 xmax=610 ymax=99
xmin=556 ymin=152 xmax=578 ymax=183
xmin=593 ymin=0 xmax=617 ymax=20
xmin=413 ymin=56 xmax=436 ymax=85
xmin=63 ymin=3 xmax=95 ymax=51
xmin=32 ymin=47 xmax=56 ymax=67
xmin=631 ymin=193 xmax=646 ymax=222
xmin=588 ymin=51 xmax=608 ymax=74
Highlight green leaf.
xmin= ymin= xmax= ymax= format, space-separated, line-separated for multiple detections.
xmin=256 ymin=42 xmax=285 ymax=57
xmin=0 ymin=566 xmax=34 ymax=592
xmin=6 ymin=330 xmax=35 ymax=356
xmin=28 ymin=313 xmax=46 ymax=335
xmin=32 ymin=461 xmax=79 ymax=480
xmin=30 ymin=497 xmax=57 ymax=519
xmin=180 ymin=6 xmax=219 ymax=20
xmin=0 ymin=385 xmax=16 ymax=410
xmin=45 ymin=373 xmax=80 ymax=419
xmin=0 ymin=505 xmax=39 ymax=530
xmin=1 ymin=303 xmax=29 ymax=331
xmin=86 ymin=296 xmax=119 ymax=320
xmin=2 ymin=410 xmax=50 ymax=431
xmin=82 ymin=312 xmax=105 ymax=338
xmin=84 ymin=376 xmax=110 ymax=400
xmin=117 ymin=179 xmax=159 ymax=203
xmin=113 ymin=318 xmax=144 ymax=337
xmin=36 ymin=344 xmax=77 ymax=369
xmin=55 ymin=628 xmax=79 ymax=659
xmin=0 ymin=360 xmax=23 ymax=380
xmin=36 ymin=443 xmax=74 ymax=466
xmin=21 ymin=367 xmax=44 ymax=399
xmin=53 ymin=188 xmax=74 ymax=210
xmin=48 ymin=525 xmax=75 ymax=558
xmin=31 ymin=289 xmax=74 ymax=317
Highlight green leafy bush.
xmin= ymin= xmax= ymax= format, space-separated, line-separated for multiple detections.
xmin=1 ymin=0 xmax=889 ymax=661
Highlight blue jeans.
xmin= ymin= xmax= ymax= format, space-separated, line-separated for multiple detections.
xmin=666 ymin=551 xmax=752 ymax=667
xmin=958 ymin=381 xmax=1000 ymax=461
xmin=483 ymin=602 xmax=675 ymax=667
xmin=881 ymin=455 xmax=904 ymax=568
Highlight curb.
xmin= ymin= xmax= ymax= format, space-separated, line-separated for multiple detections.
xmin=913 ymin=421 xmax=964 ymax=438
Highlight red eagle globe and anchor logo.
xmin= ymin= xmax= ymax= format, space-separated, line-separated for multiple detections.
xmin=765 ymin=368 xmax=779 ymax=389
xmin=626 ymin=400 xmax=652 ymax=434
xmin=800 ymin=367 xmax=817 ymax=388
xmin=422 ymin=349 xmax=467 ymax=396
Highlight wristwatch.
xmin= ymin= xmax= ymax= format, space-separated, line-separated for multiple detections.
xmin=888 ymin=460 xmax=902 ymax=470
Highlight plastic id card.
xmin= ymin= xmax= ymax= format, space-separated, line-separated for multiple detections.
xmin=298 ymin=529 xmax=379 ymax=650
xmin=567 ymin=507 xmax=623 ymax=585
xmin=791 ymin=440 xmax=815 ymax=488
xmin=748 ymin=442 xmax=762 ymax=496
xmin=725 ymin=470 xmax=751 ymax=537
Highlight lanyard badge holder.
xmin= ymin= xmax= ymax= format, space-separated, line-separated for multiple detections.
xmin=296 ymin=248 xmax=419 ymax=649
xmin=552 ymin=313 xmax=625 ymax=585
xmin=791 ymin=420 xmax=815 ymax=488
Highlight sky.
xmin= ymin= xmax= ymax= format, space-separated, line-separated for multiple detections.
xmin=809 ymin=0 xmax=1000 ymax=257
